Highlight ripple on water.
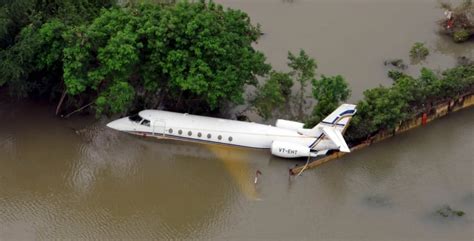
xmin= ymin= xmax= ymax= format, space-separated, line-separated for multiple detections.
xmin=67 ymin=122 xmax=141 ymax=193
xmin=0 ymin=136 xmax=16 ymax=158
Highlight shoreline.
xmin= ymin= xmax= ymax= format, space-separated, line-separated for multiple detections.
xmin=291 ymin=91 xmax=474 ymax=175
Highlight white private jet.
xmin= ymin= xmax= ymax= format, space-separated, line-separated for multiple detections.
xmin=106 ymin=104 xmax=356 ymax=158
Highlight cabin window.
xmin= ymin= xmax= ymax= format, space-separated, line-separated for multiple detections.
xmin=188 ymin=131 xmax=192 ymax=136
xmin=178 ymin=130 xmax=183 ymax=135
xmin=207 ymin=133 xmax=211 ymax=139
xmin=197 ymin=132 xmax=202 ymax=138
xmin=218 ymin=135 xmax=222 ymax=140
xmin=129 ymin=114 xmax=143 ymax=123
xmin=141 ymin=119 xmax=150 ymax=127
xmin=168 ymin=128 xmax=173 ymax=134
xmin=228 ymin=136 xmax=233 ymax=142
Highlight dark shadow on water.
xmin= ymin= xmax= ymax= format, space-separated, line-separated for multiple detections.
xmin=423 ymin=205 xmax=471 ymax=225
xmin=362 ymin=194 xmax=393 ymax=208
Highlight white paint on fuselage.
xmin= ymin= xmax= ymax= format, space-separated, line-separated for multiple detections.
xmin=107 ymin=110 xmax=317 ymax=149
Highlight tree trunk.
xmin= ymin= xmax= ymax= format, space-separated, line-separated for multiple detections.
xmin=62 ymin=101 xmax=94 ymax=118
xmin=55 ymin=89 xmax=67 ymax=116
xmin=175 ymin=91 xmax=184 ymax=109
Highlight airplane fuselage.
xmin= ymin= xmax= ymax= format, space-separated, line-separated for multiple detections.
xmin=107 ymin=104 xmax=356 ymax=158
xmin=108 ymin=110 xmax=317 ymax=148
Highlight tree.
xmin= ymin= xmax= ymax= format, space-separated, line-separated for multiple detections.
xmin=0 ymin=1 xmax=271 ymax=116
xmin=287 ymin=49 xmax=317 ymax=119
xmin=0 ymin=0 xmax=115 ymax=98
xmin=345 ymin=86 xmax=408 ymax=142
xmin=61 ymin=1 xmax=270 ymax=115
xmin=305 ymin=75 xmax=350 ymax=127
xmin=251 ymin=71 xmax=293 ymax=120
xmin=409 ymin=42 xmax=429 ymax=63
xmin=437 ymin=64 xmax=474 ymax=99
xmin=344 ymin=65 xmax=474 ymax=142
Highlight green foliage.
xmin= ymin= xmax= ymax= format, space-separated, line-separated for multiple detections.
xmin=0 ymin=0 xmax=114 ymax=97
xmin=436 ymin=205 xmax=465 ymax=218
xmin=439 ymin=64 xmax=474 ymax=98
xmin=61 ymin=2 xmax=269 ymax=114
xmin=287 ymin=49 xmax=317 ymax=118
xmin=288 ymin=50 xmax=317 ymax=87
xmin=409 ymin=42 xmax=429 ymax=61
xmin=453 ymin=29 xmax=470 ymax=42
xmin=305 ymin=75 xmax=350 ymax=127
xmin=120 ymin=0 xmax=176 ymax=7
xmin=384 ymin=59 xmax=407 ymax=70
xmin=361 ymin=87 xmax=407 ymax=129
xmin=345 ymin=65 xmax=474 ymax=142
xmin=63 ymin=6 xmax=144 ymax=101
xmin=37 ymin=20 xmax=68 ymax=69
xmin=147 ymin=1 xmax=270 ymax=108
xmin=95 ymin=81 xmax=135 ymax=115
xmin=2 ymin=1 xmax=269 ymax=116
xmin=252 ymin=71 xmax=293 ymax=120
xmin=387 ymin=70 xmax=407 ymax=81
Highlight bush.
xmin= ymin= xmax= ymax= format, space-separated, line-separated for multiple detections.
xmin=453 ymin=29 xmax=471 ymax=42
xmin=304 ymin=75 xmax=350 ymax=127
xmin=387 ymin=70 xmax=406 ymax=81
xmin=345 ymin=65 xmax=473 ymax=142
xmin=409 ymin=42 xmax=429 ymax=61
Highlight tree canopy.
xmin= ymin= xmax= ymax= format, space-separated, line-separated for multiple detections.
xmin=345 ymin=64 xmax=474 ymax=142
xmin=305 ymin=75 xmax=351 ymax=127
xmin=287 ymin=50 xmax=317 ymax=119
xmin=251 ymin=70 xmax=293 ymax=120
xmin=1 ymin=1 xmax=270 ymax=116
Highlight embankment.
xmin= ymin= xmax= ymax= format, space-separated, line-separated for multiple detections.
xmin=291 ymin=92 xmax=474 ymax=175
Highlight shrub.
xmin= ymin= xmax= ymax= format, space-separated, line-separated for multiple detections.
xmin=409 ymin=42 xmax=429 ymax=61
xmin=453 ymin=29 xmax=471 ymax=42
xmin=388 ymin=70 xmax=406 ymax=81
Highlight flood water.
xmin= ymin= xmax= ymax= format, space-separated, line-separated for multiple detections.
xmin=1 ymin=0 xmax=474 ymax=240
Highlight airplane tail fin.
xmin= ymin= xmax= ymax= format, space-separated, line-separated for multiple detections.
xmin=318 ymin=104 xmax=356 ymax=152
xmin=300 ymin=104 xmax=356 ymax=152
xmin=318 ymin=103 xmax=357 ymax=134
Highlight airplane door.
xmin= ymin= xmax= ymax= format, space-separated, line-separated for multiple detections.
xmin=152 ymin=119 xmax=166 ymax=137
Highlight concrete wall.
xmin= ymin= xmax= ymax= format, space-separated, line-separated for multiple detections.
xmin=291 ymin=92 xmax=474 ymax=175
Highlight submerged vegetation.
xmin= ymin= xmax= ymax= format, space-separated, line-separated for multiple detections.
xmin=409 ymin=42 xmax=429 ymax=62
xmin=439 ymin=0 xmax=474 ymax=42
xmin=436 ymin=205 xmax=465 ymax=218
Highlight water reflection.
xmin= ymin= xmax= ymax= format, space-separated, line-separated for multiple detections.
xmin=69 ymin=121 xmax=142 ymax=193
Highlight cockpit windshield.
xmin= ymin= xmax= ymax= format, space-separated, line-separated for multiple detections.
xmin=141 ymin=119 xmax=150 ymax=127
xmin=129 ymin=114 xmax=143 ymax=123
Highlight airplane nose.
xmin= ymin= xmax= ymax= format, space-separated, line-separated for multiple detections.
xmin=106 ymin=119 xmax=121 ymax=130
xmin=106 ymin=118 xmax=128 ymax=131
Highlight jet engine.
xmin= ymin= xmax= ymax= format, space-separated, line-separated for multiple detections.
xmin=271 ymin=141 xmax=312 ymax=158
xmin=275 ymin=119 xmax=305 ymax=131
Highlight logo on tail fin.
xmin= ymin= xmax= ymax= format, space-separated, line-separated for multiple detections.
xmin=307 ymin=104 xmax=357 ymax=150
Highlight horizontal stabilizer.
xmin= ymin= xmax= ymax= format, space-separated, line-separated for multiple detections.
xmin=321 ymin=127 xmax=350 ymax=153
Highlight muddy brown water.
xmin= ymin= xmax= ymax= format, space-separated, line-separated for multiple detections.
xmin=1 ymin=0 xmax=474 ymax=240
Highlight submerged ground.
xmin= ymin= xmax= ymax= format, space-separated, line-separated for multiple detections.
xmin=1 ymin=0 xmax=473 ymax=240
